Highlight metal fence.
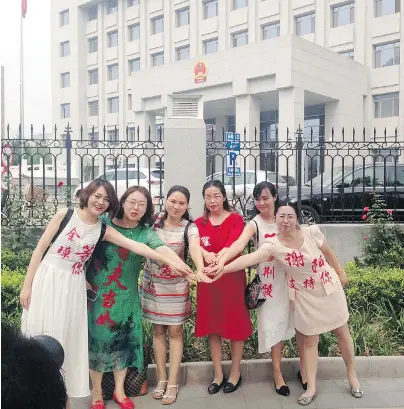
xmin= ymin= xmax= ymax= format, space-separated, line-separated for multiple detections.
xmin=1 ymin=124 xmax=403 ymax=227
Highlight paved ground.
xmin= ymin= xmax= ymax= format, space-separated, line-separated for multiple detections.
xmin=71 ymin=378 xmax=404 ymax=409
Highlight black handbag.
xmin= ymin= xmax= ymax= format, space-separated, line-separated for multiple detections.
xmin=244 ymin=220 xmax=266 ymax=310
xmin=101 ymin=344 xmax=151 ymax=399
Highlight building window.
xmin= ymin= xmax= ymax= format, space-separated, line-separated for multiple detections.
xmin=176 ymin=7 xmax=190 ymax=27
xmin=151 ymin=16 xmax=164 ymax=35
xmin=176 ymin=45 xmax=190 ymax=61
xmin=231 ymin=30 xmax=248 ymax=47
xmin=374 ymin=93 xmax=399 ymax=118
xmin=87 ymin=6 xmax=98 ymax=21
xmin=128 ymin=0 xmax=139 ymax=6
xmin=107 ymin=129 xmax=119 ymax=144
xmin=107 ymin=64 xmax=119 ymax=81
xmin=60 ymin=103 xmax=70 ymax=119
xmin=375 ymin=0 xmax=400 ymax=17
xmin=332 ymin=2 xmax=355 ymax=27
xmin=151 ymin=52 xmax=164 ymax=67
xmin=295 ymin=13 xmax=315 ymax=36
xmin=128 ymin=58 xmax=140 ymax=73
xmin=128 ymin=127 xmax=136 ymax=141
xmin=60 ymin=72 xmax=70 ymax=88
xmin=128 ymin=94 xmax=132 ymax=110
xmin=262 ymin=22 xmax=280 ymax=40
xmin=339 ymin=49 xmax=354 ymax=59
xmin=128 ymin=24 xmax=140 ymax=41
xmin=88 ymin=100 xmax=99 ymax=117
xmin=60 ymin=10 xmax=69 ymax=27
xmin=88 ymin=37 xmax=98 ymax=53
xmin=203 ymin=37 xmax=218 ymax=54
xmin=107 ymin=30 xmax=118 ymax=48
xmin=233 ymin=0 xmax=248 ymax=10
xmin=107 ymin=97 xmax=119 ymax=113
xmin=106 ymin=0 xmax=118 ymax=15
xmin=203 ymin=0 xmax=218 ymax=19
xmin=60 ymin=41 xmax=70 ymax=57
xmin=374 ymin=42 xmax=400 ymax=68
xmin=88 ymin=69 xmax=98 ymax=85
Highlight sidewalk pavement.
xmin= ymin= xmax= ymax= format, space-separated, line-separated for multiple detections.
xmin=71 ymin=377 xmax=404 ymax=409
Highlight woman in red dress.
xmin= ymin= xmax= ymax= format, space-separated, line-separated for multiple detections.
xmin=195 ymin=180 xmax=252 ymax=394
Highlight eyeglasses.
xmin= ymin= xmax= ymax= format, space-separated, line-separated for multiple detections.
xmin=125 ymin=200 xmax=146 ymax=209
xmin=276 ymin=214 xmax=297 ymax=221
xmin=204 ymin=194 xmax=223 ymax=203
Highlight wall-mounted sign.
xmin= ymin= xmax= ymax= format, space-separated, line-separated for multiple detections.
xmin=194 ymin=61 xmax=208 ymax=84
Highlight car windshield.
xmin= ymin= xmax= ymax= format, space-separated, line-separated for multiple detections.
xmin=305 ymin=167 xmax=350 ymax=187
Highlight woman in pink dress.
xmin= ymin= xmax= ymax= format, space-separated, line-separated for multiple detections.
xmin=209 ymin=199 xmax=363 ymax=405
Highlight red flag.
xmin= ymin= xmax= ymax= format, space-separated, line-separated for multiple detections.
xmin=22 ymin=0 xmax=27 ymax=18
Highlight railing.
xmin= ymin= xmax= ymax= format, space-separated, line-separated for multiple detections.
xmin=206 ymin=126 xmax=403 ymax=223
xmin=1 ymin=124 xmax=403 ymax=227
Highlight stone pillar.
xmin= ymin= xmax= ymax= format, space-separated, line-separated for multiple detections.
xmin=235 ymin=95 xmax=260 ymax=171
xmin=164 ymin=95 xmax=206 ymax=216
xmin=278 ymin=86 xmax=305 ymax=181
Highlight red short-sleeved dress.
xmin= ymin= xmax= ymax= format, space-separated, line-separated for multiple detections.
xmin=195 ymin=213 xmax=252 ymax=341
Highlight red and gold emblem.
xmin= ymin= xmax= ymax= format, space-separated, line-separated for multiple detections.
xmin=194 ymin=61 xmax=208 ymax=84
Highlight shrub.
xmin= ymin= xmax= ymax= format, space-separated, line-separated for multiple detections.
xmin=1 ymin=266 xmax=25 ymax=328
xmin=357 ymin=192 xmax=404 ymax=268
xmin=345 ymin=262 xmax=404 ymax=312
xmin=1 ymin=248 xmax=32 ymax=270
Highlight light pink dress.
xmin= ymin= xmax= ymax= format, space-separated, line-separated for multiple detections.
xmin=262 ymin=225 xmax=349 ymax=336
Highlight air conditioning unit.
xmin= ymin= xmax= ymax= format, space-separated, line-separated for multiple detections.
xmin=166 ymin=94 xmax=203 ymax=119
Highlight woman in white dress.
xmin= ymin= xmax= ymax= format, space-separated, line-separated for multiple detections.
xmin=20 ymin=179 xmax=193 ymax=400
xmin=216 ymin=182 xmax=305 ymax=396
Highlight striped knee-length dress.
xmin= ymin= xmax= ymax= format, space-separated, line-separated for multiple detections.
xmin=141 ymin=219 xmax=199 ymax=325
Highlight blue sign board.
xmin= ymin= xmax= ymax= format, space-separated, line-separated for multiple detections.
xmin=226 ymin=132 xmax=241 ymax=176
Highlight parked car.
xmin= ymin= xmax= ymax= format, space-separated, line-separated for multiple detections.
xmin=287 ymin=163 xmax=404 ymax=223
xmin=74 ymin=167 xmax=164 ymax=200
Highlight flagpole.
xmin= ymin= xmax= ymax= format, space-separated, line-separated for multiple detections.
xmin=20 ymin=6 xmax=24 ymax=138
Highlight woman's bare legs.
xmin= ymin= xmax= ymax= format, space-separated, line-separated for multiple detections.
xmin=89 ymin=370 xmax=104 ymax=403
xmin=208 ymin=334 xmax=223 ymax=384
xmin=296 ymin=330 xmax=307 ymax=384
xmin=229 ymin=340 xmax=243 ymax=384
xmin=272 ymin=342 xmax=287 ymax=388
xmin=300 ymin=334 xmax=319 ymax=398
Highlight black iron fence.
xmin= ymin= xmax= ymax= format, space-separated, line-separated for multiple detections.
xmin=1 ymin=124 xmax=403 ymax=227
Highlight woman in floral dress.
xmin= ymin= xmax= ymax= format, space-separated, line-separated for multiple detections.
xmin=216 ymin=182 xmax=304 ymax=396
xmin=141 ymin=185 xmax=209 ymax=405
xmin=87 ymin=186 xmax=195 ymax=409
xmin=20 ymin=180 xmax=191 ymax=402
xmin=211 ymin=199 xmax=363 ymax=405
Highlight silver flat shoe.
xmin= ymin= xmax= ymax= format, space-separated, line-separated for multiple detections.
xmin=298 ymin=394 xmax=316 ymax=406
xmin=351 ymin=388 xmax=364 ymax=398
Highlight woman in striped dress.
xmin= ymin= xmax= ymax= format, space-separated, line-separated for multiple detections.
xmin=141 ymin=186 xmax=210 ymax=405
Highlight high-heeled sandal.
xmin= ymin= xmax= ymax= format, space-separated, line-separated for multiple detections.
xmin=162 ymin=385 xmax=178 ymax=405
xmin=152 ymin=380 xmax=168 ymax=400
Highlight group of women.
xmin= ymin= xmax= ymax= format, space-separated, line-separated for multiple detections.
xmin=19 ymin=177 xmax=363 ymax=408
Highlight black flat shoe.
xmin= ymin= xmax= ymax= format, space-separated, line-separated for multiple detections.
xmin=274 ymin=381 xmax=290 ymax=396
xmin=223 ymin=376 xmax=242 ymax=393
xmin=297 ymin=370 xmax=308 ymax=391
xmin=208 ymin=377 xmax=226 ymax=395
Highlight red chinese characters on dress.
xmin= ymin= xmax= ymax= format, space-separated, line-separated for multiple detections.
xmin=262 ymin=266 xmax=275 ymax=279
xmin=303 ymin=276 xmax=315 ymax=289
xmin=75 ymin=244 xmax=95 ymax=262
xmin=267 ymin=256 xmax=275 ymax=262
xmin=102 ymin=289 xmax=117 ymax=308
xmin=160 ymin=264 xmax=175 ymax=278
xmin=95 ymin=311 xmax=115 ymax=327
xmin=311 ymin=255 xmax=325 ymax=274
xmin=71 ymin=262 xmax=83 ymax=275
xmin=116 ymin=247 xmax=130 ymax=261
xmin=285 ymin=251 xmax=305 ymax=267
xmin=147 ymin=281 xmax=156 ymax=294
xmin=321 ymin=271 xmax=332 ymax=284
xmin=262 ymin=283 xmax=273 ymax=298
xmin=57 ymin=246 xmax=71 ymax=259
xmin=66 ymin=227 xmax=81 ymax=242
xmin=288 ymin=277 xmax=299 ymax=291
xmin=103 ymin=262 xmax=128 ymax=290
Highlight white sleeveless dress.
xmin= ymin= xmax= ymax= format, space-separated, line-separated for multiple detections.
xmin=250 ymin=215 xmax=295 ymax=353
xmin=22 ymin=209 xmax=102 ymax=397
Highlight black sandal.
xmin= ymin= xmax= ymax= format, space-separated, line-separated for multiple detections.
xmin=297 ymin=370 xmax=308 ymax=391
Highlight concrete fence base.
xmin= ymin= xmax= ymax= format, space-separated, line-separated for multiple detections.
xmin=146 ymin=357 xmax=404 ymax=386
